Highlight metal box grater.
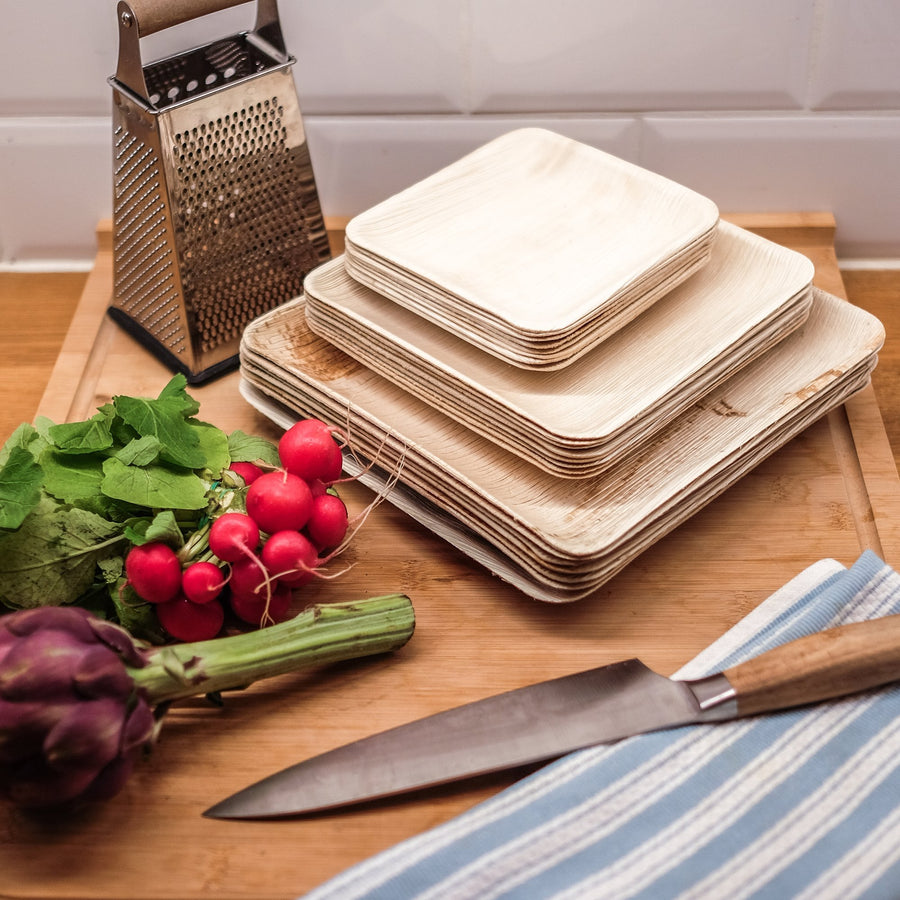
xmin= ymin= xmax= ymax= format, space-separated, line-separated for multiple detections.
xmin=108 ymin=0 xmax=330 ymax=383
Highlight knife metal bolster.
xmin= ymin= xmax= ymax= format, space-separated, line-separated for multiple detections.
xmin=683 ymin=672 xmax=738 ymax=720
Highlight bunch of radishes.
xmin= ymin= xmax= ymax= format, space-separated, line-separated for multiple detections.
xmin=123 ymin=419 xmax=353 ymax=642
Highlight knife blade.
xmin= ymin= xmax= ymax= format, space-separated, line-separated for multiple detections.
xmin=204 ymin=613 xmax=900 ymax=819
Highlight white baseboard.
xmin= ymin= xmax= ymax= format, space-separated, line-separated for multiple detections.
xmin=838 ymin=258 xmax=900 ymax=271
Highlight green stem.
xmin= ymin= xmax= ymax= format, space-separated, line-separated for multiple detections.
xmin=128 ymin=594 xmax=415 ymax=704
xmin=176 ymin=484 xmax=239 ymax=565
xmin=0 ymin=533 xmax=127 ymax=573
xmin=177 ymin=519 xmax=213 ymax=565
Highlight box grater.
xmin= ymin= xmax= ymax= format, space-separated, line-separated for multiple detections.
xmin=109 ymin=0 xmax=331 ymax=383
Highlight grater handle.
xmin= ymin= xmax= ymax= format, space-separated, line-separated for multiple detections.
xmin=123 ymin=0 xmax=260 ymax=37
xmin=115 ymin=0 xmax=286 ymax=98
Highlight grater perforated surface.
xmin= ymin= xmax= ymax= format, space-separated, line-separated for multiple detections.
xmin=112 ymin=122 xmax=188 ymax=356
xmin=143 ymin=36 xmax=270 ymax=111
xmin=170 ymin=93 xmax=326 ymax=352
xmin=109 ymin=8 xmax=330 ymax=382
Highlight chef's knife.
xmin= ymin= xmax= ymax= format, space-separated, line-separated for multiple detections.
xmin=204 ymin=614 xmax=900 ymax=819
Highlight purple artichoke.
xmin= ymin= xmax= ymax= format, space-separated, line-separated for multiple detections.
xmin=0 ymin=606 xmax=156 ymax=808
xmin=0 ymin=594 xmax=415 ymax=809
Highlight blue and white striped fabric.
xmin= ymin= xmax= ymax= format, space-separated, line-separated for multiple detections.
xmin=303 ymin=551 xmax=900 ymax=899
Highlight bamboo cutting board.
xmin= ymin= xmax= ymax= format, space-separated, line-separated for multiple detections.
xmin=3 ymin=214 xmax=900 ymax=900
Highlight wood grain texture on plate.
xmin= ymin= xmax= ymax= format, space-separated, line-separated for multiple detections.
xmin=344 ymin=128 xmax=719 ymax=366
xmin=241 ymin=287 xmax=883 ymax=601
xmin=305 ymin=221 xmax=814 ymax=476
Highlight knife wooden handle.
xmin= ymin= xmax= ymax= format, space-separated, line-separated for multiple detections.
xmin=724 ymin=614 xmax=900 ymax=716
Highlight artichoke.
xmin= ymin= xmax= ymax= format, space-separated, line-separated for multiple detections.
xmin=0 ymin=595 xmax=415 ymax=809
xmin=0 ymin=606 xmax=155 ymax=807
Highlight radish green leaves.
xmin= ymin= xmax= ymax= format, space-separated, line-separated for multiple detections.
xmin=0 ymin=375 xmax=279 ymax=638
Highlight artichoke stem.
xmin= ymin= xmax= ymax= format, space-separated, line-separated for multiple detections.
xmin=129 ymin=594 xmax=415 ymax=704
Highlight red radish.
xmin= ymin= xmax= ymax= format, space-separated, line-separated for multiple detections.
xmin=181 ymin=561 xmax=226 ymax=604
xmin=306 ymin=493 xmax=349 ymax=550
xmin=229 ymin=582 xmax=292 ymax=627
xmin=227 ymin=461 xmax=263 ymax=485
xmin=246 ymin=470 xmax=313 ymax=534
xmin=278 ymin=419 xmax=343 ymax=484
xmin=209 ymin=513 xmax=260 ymax=563
xmin=261 ymin=530 xmax=318 ymax=586
xmin=156 ymin=594 xmax=225 ymax=641
xmin=227 ymin=556 xmax=271 ymax=600
xmin=125 ymin=543 xmax=181 ymax=604
xmin=226 ymin=556 xmax=291 ymax=627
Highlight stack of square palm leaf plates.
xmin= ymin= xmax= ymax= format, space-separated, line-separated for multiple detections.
xmin=341 ymin=128 xmax=719 ymax=370
xmin=304 ymin=221 xmax=814 ymax=479
xmin=238 ymin=129 xmax=884 ymax=602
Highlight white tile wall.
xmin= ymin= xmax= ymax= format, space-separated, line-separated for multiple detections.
xmin=0 ymin=118 xmax=111 ymax=262
xmin=0 ymin=0 xmax=898 ymax=264
xmin=641 ymin=115 xmax=900 ymax=258
xmin=306 ymin=116 xmax=641 ymax=215
xmin=810 ymin=0 xmax=900 ymax=110
xmin=467 ymin=0 xmax=814 ymax=112
xmin=0 ymin=2 xmax=117 ymax=116
xmin=287 ymin=1 xmax=468 ymax=114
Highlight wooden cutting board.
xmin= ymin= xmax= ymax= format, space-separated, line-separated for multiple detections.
xmin=3 ymin=214 xmax=900 ymax=900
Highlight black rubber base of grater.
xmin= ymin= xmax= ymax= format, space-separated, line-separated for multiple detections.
xmin=106 ymin=307 xmax=239 ymax=386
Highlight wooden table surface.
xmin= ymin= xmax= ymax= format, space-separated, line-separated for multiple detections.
xmin=2 ymin=214 xmax=900 ymax=900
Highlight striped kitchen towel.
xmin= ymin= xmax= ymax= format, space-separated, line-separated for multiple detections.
xmin=303 ymin=551 xmax=900 ymax=899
